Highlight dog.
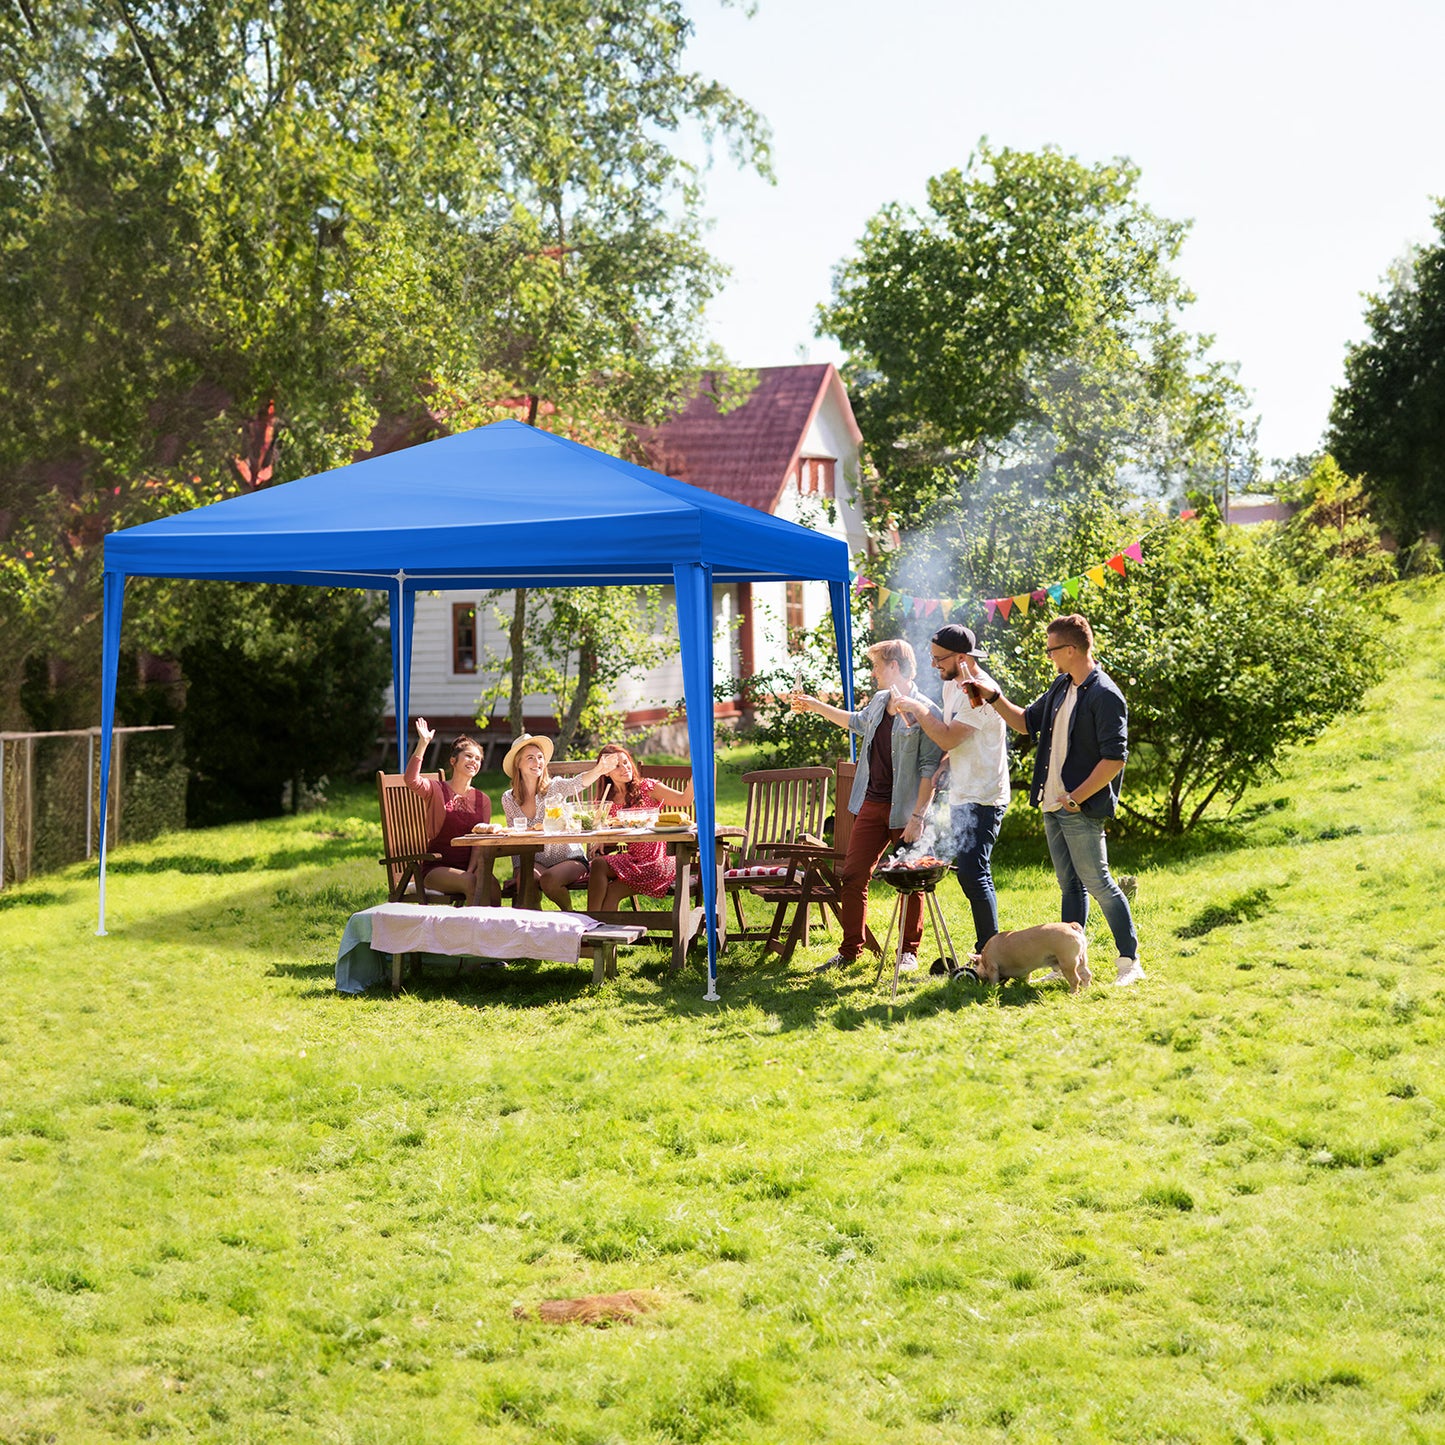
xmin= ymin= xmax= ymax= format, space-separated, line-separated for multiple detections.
xmin=967 ymin=921 xmax=1091 ymax=993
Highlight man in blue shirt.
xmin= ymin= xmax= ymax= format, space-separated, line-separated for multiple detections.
xmin=969 ymin=614 xmax=1143 ymax=986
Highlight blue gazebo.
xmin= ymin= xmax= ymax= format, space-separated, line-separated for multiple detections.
xmin=97 ymin=419 xmax=855 ymax=998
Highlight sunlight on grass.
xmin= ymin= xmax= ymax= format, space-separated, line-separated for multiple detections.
xmin=1 ymin=578 xmax=1443 ymax=1441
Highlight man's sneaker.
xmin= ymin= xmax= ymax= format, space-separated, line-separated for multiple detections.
xmin=898 ymin=951 xmax=920 ymax=973
xmin=814 ymin=951 xmax=853 ymax=974
xmin=1114 ymin=955 xmax=1146 ymax=986
xmin=1036 ymin=967 xmax=1065 ymax=983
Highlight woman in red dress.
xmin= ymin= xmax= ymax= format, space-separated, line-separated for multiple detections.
xmin=404 ymin=718 xmax=499 ymax=904
xmin=586 ymin=743 xmax=692 ymax=912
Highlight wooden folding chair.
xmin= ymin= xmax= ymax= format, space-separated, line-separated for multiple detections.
xmin=755 ymin=759 xmax=879 ymax=964
xmin=722 ymin=766 xmax=832 ymax=940
xmin=376 ymin=771 xmax=457 ymax=904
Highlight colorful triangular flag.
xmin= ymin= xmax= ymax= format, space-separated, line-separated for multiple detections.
xmin=1063 ymin=577 xmax=1082 ymax=601
xmin=984 ymin=599 xmax=999 ymax=622
xmin=1047 ymin=583 xmax=1065 ymax=605
xmin=1085 ymin=565 xmax=1107 ymax=588
xmin=1123 ymin=542 xmax=1143 ymax=563
xmin=1107 ymin=553 xmax=1127 ymax=576
xmin=997 ymin=597 xmax=1014 ymax=621
xmin=878 ymin=586 xmax=892 ymax=607
xmin=1013 ymin=593 xmax=1032 ymax=616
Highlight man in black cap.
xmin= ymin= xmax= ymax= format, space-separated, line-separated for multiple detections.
xmin=892 ymin=622 xmax=1011 ymax=955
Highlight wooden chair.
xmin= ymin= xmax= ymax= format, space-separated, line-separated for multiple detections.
xmin=755 ymin=759 xmax=879 ymax=964
xmin=376 ymin=771 xmax=458 ymax=904
xmin=723 ymin=766 xmax=832 ymax=939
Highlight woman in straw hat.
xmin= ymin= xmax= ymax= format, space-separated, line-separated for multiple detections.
xmin=406 ymin=718 xmax=500 ymax=904
xmin=501 ymin=733 xmax=620 ymax=908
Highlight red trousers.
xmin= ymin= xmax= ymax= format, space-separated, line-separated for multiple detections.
xmin=839 ymin=796 xmax=923 ymax=960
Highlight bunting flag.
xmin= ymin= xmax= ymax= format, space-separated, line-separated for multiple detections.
xmin=860 ymin=507 xmax=1194 ymax=625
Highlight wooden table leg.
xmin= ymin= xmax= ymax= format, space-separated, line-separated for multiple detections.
xmin=670 ymin=847 xmax=695 ymax=974
xmin=515 ymin=846 xmax=543 ymax=910
xmin=468 ymin=852 xmax=499 ymax=907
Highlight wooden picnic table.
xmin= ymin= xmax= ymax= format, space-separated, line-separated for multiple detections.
xmin=452 ymin=825 xmax=746 ymax=974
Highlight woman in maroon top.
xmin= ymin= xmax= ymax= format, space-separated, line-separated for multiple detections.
xmin=405 ymin=718 xmax=500 ymax=904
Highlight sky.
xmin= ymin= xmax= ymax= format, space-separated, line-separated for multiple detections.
xmin=681 ymin=0 xmax=1445 ymax=469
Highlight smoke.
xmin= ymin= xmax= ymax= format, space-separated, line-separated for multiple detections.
xmin=889 ymin=796 xmax=975 ymax=867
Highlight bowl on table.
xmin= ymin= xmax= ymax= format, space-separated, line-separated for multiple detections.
xmin=615 ymin=808 xmax=659 ymax=829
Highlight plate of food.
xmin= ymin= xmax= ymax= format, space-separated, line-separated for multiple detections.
xmin=654 ymin=810 xmax=690 ymax=829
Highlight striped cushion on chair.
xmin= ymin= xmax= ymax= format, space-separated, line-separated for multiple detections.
xmin=725 ymin=864 xmax=791 ymax=881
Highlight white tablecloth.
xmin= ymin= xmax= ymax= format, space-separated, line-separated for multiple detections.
xmin=336 ymin=904 xmax=600 ymax=993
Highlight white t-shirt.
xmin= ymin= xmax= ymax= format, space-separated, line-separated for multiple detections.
xmin=1041 ymin=681 xmax=1078 ymax=813
xmin=941 ymin=680 xmax=1011 ymax=808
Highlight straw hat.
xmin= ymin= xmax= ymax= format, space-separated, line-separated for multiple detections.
xmin=501 ymin=732 xmax=554 ymax=779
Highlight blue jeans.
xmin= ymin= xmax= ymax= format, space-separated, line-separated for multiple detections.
xmin=950 ymin=803 xmax=1003 ymax=953
xmin=1042 ymin=809 xmax=1138 ymax=959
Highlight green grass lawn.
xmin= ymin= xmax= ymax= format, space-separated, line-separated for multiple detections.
xmin=2 ymin=578 xmax=1443 ymax=1443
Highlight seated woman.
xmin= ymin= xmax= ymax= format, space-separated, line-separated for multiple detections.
xmin=404 ymin=718 xmax=499 ymax=904
xmin=501 ymin=733 xmax=620 ymax=908
xmin=586 ymin=743 xmax=693 ymax=912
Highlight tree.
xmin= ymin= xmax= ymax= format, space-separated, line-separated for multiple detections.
xmin=173 ymin=584 xmax=392 ymax=824
xmin=480 ymin=587 xmax=678 ymax=756
xmin=0 ymin=0 xmax=766 ymax=735
xmin=1329 ymin=202 xmax=1445 ymax=547
xmin=816 ymin=142 xmax=1247 ymax=529
xmin=1276 ymin=454 xmax=1395 ymax=588
xmin=1076 ymin=508 xmax=1390 ymax=833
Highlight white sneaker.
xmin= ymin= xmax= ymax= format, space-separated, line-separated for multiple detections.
xmin=1114 ymin=956 xmax=1145 ymax=986
xmin=1036 ymin=967 xmax=1065 ymax=983
xmin=814 ymin=951 xmax=852 ymax=973
xmin=897 ymin=951 xmax=920 ymax=973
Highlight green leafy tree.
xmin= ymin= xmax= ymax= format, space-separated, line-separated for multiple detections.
xmin=480 ymin=587 xmax=679 ymax=756
xmin=1078 ymin=509 xmax=1390 ymax=833
xmin=174 ymin=584 xmax=392 ymax=824
xmin=1329 ymin=202 xmax=1445 ymax=547
xmin=1276 ymin=454 xmax=1395 ymax=588
xmin=0 ymin=0 xmax=766 ymax=738
xmin=817 ymin=142 xmax=1247 ymax=529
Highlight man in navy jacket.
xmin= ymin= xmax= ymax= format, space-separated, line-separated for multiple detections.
xmin=969 ymin=613 xmax=1143 ymax=986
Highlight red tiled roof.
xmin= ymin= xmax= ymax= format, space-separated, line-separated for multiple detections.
xmin=634 ymin=364 xmax=859 ymax=514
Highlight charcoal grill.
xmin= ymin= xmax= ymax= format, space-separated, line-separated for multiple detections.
xmin=873 ymin=850 xmax=962 ymax=997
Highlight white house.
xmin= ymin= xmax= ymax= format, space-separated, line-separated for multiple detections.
xmin=385 ymin=364 xmax=867 ymax=754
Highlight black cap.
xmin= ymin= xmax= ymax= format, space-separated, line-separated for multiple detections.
xmin=931 ymin=622 xmax=988 ymax=659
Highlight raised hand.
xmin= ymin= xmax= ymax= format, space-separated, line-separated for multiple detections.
xmin=414 ymin=717 xmax=435 ymax=746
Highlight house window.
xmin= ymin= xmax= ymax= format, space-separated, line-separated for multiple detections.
xmin=797 ymin=457 xmax=835 ymax=497
xmin=785 ymin=582 xmax=805 ymax=652
xmin=452 ymin=602 xmax=477 ymax=673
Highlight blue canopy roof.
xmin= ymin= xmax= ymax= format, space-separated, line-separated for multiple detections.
xmin=96 ymin=419 xmax=856 ymax=1000
xmin=103 ymin=419 xmax=851 ymax=587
